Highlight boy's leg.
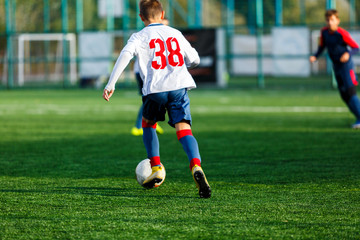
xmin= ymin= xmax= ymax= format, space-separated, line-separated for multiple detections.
xmin=340 ymin=89 xmax=360 ymax=127
xmin=132 ymin=73 xmax=144 ymax=136
xmin=347 ymin=69 xmax=360 ymax=128
xmin=175 ymin=122 xmax=211 ymax=198
xmin=133 ymin=105 xmax=164 ymax=135
xmin=131 ymin=104 xmax=144 ymax=136
xmin=142 ymin=119 xmax=160 ymax=166
xmin=348 ymin=94 xmax=360 ymax=128
xmin=175 ymin=122 xmax=201 ymax=170
xmin=141 ymin=93 xmax=167 ymax=188
xmin=167 ymin=89 xmax=211 ymax=198
xmin=339 ymin=87 xmax=358 ymax=115
xmin=167 ymin=89 xmax=203 ymax=170
xmin=337 ymin=70 xmax=360 ymax=127
xmin=142 ymin=119 xmax=164 ymax=188
xmin=348 ymin=93 xmax=360 ymax=118
xmin=136 ymin=105 xmax=144 ymax=129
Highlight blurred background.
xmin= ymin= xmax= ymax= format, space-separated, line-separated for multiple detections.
xmin=1 ymin=0 xmax=360 ymax=90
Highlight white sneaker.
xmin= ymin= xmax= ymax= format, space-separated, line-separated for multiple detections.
xmin=352 ymin=120 xmax=360 ymax=129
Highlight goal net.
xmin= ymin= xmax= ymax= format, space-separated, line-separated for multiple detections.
xmin=17 ymin=33 xmax=77 ymax=86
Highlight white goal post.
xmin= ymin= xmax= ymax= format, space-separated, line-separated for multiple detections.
xmin=17 ymin=33 xmax=77 ymax=86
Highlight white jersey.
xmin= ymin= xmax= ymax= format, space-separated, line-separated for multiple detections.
xmin=105 ymin=23 xmax=200 ymax=96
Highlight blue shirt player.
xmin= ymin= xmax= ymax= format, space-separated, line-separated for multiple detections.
xmin=310 ymin=9 xmax=360 ymax=129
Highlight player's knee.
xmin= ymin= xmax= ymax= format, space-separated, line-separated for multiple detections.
xmin=341 ymin=86 xmax=357 ymax=102
xmin=175 ymin=120 xmax=191 ymax=131
xmin=142 ymin=118 xmax=157 ymax=128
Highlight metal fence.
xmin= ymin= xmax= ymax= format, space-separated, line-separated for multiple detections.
xmin=1 ymin=0 xmax=359 ymax=89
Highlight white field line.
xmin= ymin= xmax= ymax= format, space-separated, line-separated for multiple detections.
xmin=0 ymin=104 xmax=348 ymax=115
xmin=0 ymin=104 xmax=138 ymax=115
xmin=192 ymin=106 xmax=348 ymax=113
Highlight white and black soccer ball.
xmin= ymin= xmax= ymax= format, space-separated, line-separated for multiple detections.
xmin=135 ymin=159 xmax=166 ymax=188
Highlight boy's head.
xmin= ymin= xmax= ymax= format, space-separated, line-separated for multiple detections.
xmin=139 ymin=0 xmax=164 ymax=24
xmin=325 ymin=9 xmax=340 ymax=32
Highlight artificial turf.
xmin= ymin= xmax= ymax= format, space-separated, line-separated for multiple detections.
xmin=0 ymin=89 xmax=359 ymax=239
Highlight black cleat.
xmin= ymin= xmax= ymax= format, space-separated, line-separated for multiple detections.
xmin=142 ymin=177 xmax=163 ymax=189
xmin=142 ymin=166 xmax=165 ymax=189
xmin=192 ymin=166 xmax=211 ymax=198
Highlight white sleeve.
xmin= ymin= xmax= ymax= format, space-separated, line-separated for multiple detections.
xmin=183 ymin=38 xmax=200 ymax=69
xmin=186 ymin=53 xmax=200 ymax=69
xmin=104 ymin=51 xmax=133 ymax=91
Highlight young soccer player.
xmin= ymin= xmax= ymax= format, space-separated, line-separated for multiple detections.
xmin=102 ymin=0 xmax=211 ymax=198
xmin=310 ymin=9 xmax=360 ymax=129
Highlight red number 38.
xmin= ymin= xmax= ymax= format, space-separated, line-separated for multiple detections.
xmin=149 ymin=37 xmax=185 ymax=69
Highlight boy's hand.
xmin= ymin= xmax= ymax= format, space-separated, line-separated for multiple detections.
xmin=103 ymin=89 xmax=114 ymax=101
xmin=309 ymin=56 xmax=317 ymax=63
xmin=340 ymin=52 xmax=350 ymax=63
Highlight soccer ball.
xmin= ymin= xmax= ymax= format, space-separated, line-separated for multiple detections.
xmin=135 ymin=159 xmax=166 ymax=188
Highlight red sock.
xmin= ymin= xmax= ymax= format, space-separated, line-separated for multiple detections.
xmin=176 ymin=129 xmax=193 ymax=140
xmin=189 ymin=158 xmax=201 ymax=170
xmin=149 ymin=156 xmax=161 ymax=167
xmin=142 ymin=120 xmax=157 ymax=129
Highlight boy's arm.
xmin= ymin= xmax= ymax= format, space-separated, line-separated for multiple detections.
xmin=338 ymin=28 xmax=359 ymax=56
xmin=176 ymin=31 xmax=199 ymax=68
xmin=337 ymin=28 xmax=359 ymax=63
xmin=103 ymin=51 xmax=133 ymax=101
xmin=310 ymin=29 xmax=325 ymax=62
xmin=310 ymin=45 xmax=325 ymax=63
xmin=183 ymin=41 xmax=200 ymax=69
xmin=313 ymin=45 xmax=325 ymax=59
xmin=185 ymin=54 xmax=200 ymax=69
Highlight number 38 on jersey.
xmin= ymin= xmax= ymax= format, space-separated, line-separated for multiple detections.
xmin=149 ymin=37 xmax=185 ymax=69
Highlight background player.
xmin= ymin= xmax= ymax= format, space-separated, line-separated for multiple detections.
xmin=102 ymin=0 xmax=211 ymax=198
xmin=131 ymin=19 xmax=169 ymax=137
xmin=310 ymin=9 xmax=360 ymax=129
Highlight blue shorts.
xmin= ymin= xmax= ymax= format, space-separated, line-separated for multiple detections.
xmin=142 ymin=88 xmax=192 ymax=128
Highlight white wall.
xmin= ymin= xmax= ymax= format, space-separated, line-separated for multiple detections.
xmin=231 ymin=27 xmax=310 ymax=77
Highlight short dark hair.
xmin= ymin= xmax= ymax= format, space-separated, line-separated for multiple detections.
xmin=139 ymin=0 xmax=163 ymax=21
xmin=325 ymin=9 xmax=339 ymax=19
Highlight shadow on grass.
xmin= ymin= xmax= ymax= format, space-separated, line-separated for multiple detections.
xmin=1 ymin=128 xmax=359 ymax=185
xmin=0 ymin=186 xmax=194 ymax=199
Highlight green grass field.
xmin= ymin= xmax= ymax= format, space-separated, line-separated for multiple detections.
xmin=0 ymin=88 xmax=359 ymax=239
